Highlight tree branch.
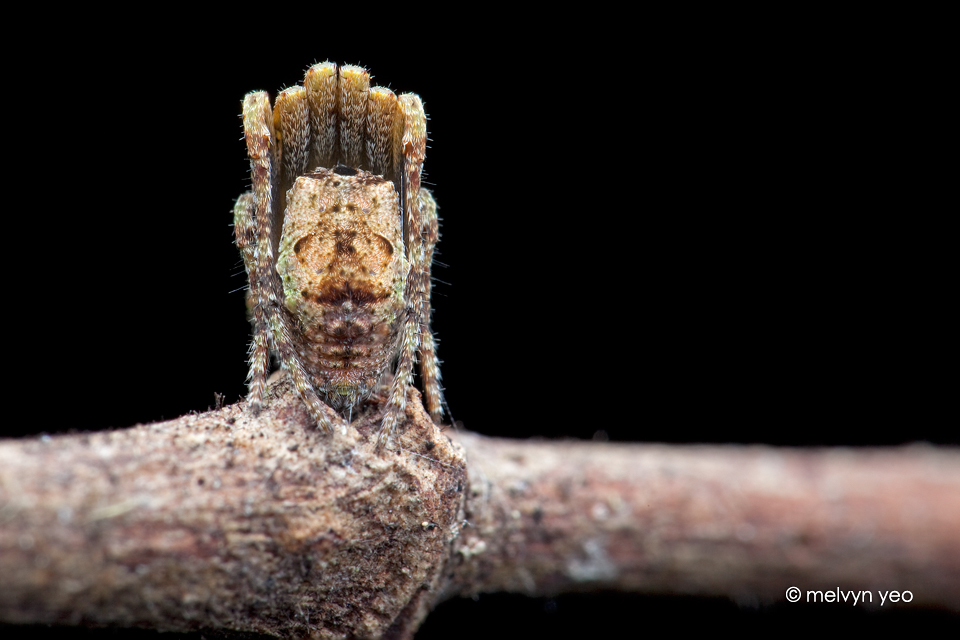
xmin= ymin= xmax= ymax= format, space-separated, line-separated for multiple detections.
xmin=2 ymin=382 xmax=958 ymax=639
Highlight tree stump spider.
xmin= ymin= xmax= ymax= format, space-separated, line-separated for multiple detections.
xmin=234 ymin=62 xmax=444 ymax=443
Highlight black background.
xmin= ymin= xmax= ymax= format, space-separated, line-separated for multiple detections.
xmin=4 ymin=11 xmax=954 ymax=638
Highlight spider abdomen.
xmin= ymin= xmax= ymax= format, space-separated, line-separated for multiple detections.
xmin=276 ymin=168 xmax=408 ymax=413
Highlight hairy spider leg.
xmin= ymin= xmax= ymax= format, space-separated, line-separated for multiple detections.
xmin=419 ymin=189 xmax=445 ymax=424
xmin=240 ymin=91 xmax=339 ymax=432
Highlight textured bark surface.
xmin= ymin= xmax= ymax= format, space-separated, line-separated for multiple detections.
xmin=0 ymin=382 xmax=467 ymax=640
xmin=2 ymin=382 xmax=959 ymax=639
xmin=447 ymin=434 xmax=960 ymax=608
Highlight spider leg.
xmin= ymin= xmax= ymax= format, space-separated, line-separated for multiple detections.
xmin=337 ymin=64 xmax=370 ymax=169
xmin=274 ymin=86 xmax=310 ymax=235
xmin=242 ymin=91 xmax=339 ymax=432
xmin=240 ymin=92 xmax=278 ymax=416
xmin=378 ymin=94 xmax=427 ymax=447
xmin=366 ymin=85 xmax=402 ymax=182
xmin=418 ymin=189 xmax=445 ymax=424
xmin=233 ymin=192 xmax=267 ymax=412
xmin=304 ymin=62 xmax=338 ymax=171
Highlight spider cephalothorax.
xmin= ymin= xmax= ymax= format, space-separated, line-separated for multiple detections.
xmin=233 ymin=62 xmax=444 ymax=442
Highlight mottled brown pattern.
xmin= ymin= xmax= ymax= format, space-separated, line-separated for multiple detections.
xmin=234 ymin=62 xmax=445 ymax=440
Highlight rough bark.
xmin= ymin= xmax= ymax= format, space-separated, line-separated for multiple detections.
xmin=2 ymin=382 xmax=959 ymax=639
xmin=446 ymin=432 xmax=960 ymax=608
xmin=0 ymin=382 xmax=466 ymax=640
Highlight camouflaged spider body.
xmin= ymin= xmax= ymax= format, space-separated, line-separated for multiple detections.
xmin=234 ymin=62 xmax=444 ymax=442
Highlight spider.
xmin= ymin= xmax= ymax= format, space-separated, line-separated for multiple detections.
xmin=233 ymin=62 xmax=445 ymax=443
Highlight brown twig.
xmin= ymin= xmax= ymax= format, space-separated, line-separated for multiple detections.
xmin=2 ymin=382 xmax=958 ymax=639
